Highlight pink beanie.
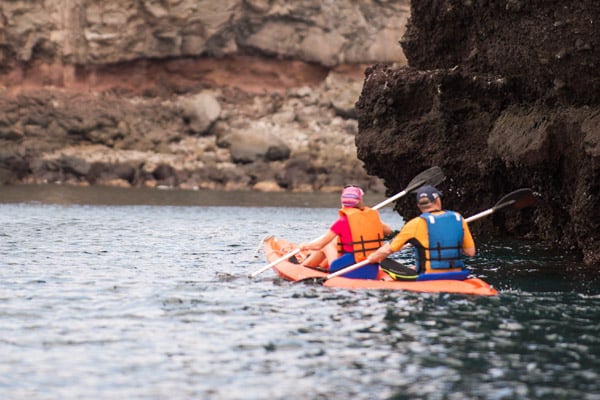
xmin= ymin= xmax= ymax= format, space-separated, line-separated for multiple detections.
xmin=341 ymin=186 xmax=364 ymax=207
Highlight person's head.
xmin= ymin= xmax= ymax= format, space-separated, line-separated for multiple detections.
xmin=341 ymin=185 xmax=364 ymax=208
xmin=416 ymin=185 xmax=442 ymax=212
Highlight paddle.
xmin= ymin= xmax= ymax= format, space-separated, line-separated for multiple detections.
xmin=254 ymin=235 xmax=271 ymax=258
xmin=322 ymin=188 xmax=538 ymax=281
xmin=465 ymin=188 xmax=537 ymax=223
xmin=371 ymin=166 xmax=445 ymax=210
xmin=248 ymin=247 xmax=302 ymax=278
xmin=248 ymin=166 xmax=445 ymax=278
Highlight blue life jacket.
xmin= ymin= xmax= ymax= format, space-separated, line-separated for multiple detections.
xmin=415 ymin=211 xmax=465 ymax=273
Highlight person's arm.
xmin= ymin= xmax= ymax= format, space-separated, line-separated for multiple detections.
xmin=368 ymin=221 xmax=412 ymax=262
xmin=369 ymin=218 xmax=422 ymax=262
xmin=462 ymin=219 xmax=476 ymax=257
xmin=381 ymin=221 xmax=393 ymax=236
xmin=299 ymin=230 xmax=337 ymax=251
xmin=367 ymin=243 xmax=394 ymax=263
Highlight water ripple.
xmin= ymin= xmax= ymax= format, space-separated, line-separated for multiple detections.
xmin=0 ymin=203 xmax=598 ymax=399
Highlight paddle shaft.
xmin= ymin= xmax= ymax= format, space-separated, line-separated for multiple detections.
xmin=249 ymin=248 xmax=301 ymax=278
xmin=465 ymin=208 xmax=494 ymax=223
xmin=371 ymin=189 xmax=407 ymax=210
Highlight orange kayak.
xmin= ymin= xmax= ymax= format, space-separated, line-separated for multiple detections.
xmin=264 ymin=236 xmax=498 ymax=296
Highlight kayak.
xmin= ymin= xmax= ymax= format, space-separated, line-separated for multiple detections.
xmin=264 ymin=236 xmax=498 ymax=296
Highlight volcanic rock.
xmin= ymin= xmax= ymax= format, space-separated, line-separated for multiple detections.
xmin=355 ymin=0 xmax=600 ymax=265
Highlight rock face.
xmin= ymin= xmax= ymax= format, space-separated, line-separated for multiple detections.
xmin=0 ymin=1 xmax=410 ymax=193
xmin=0 ymin=1 xmax=407 ymax=68
xmin=355 ymin=0 xmax=600 ymax=265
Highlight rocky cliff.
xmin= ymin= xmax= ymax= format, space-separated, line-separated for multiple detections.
xmin=355 ymin=0 xmax=600 ymax=265
xmin=0 ymin=1 xmax=409 ymax=193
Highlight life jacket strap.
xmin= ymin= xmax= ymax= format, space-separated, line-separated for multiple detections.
xmin=425 ymin=241 xmax=462 ymax=259
xmin=424 ymin=241 xmax=464 ymax=269
xmin=337 ymin=234 xmax=384 ymax=256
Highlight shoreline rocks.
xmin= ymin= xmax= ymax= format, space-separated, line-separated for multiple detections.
xmin=0 ymin=61 xmax=386 ymax=194
xmin=0 ymin=0 xmax=410 ymax=194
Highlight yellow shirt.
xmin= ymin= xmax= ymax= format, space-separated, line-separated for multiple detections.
xmin=390 ymin=212 xmax=475 ymax=253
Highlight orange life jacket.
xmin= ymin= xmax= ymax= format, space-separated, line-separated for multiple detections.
xmin=337 ymin=207 xmax=385 ymax=262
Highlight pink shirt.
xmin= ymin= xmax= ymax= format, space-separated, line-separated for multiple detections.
xmin=330 ymin=215 xmax=352 ymax=253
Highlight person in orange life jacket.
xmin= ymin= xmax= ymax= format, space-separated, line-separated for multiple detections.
xmin=299 ymin=185 xmax=392 ymax=279
xmin=366 ymin=185 xmax=475 ymax=277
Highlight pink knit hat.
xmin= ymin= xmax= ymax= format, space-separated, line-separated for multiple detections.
xmin=341 ymin=185 xmax=364 ymax=207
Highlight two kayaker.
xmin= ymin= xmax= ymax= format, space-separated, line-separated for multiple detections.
xmin=367 ymin=185 xmax=475 ymax=279
xmin=298 ymin=185 xmax=393 ymax=279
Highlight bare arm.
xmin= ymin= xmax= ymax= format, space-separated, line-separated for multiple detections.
xmin=300 ymin=230 xmax=337 ymax=251
xmin=367 ymin=243 xmax=394 ymax=263
xmin=381 ymin=222 xmax=392 ymax=236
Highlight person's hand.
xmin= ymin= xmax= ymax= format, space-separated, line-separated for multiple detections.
xmin=299 ymin=242 xmax=310 ymax=251
xmin=368 ymin=244 xmax=392 ymax=263
xmin=367 ymin=252 xmax=381 ymax=264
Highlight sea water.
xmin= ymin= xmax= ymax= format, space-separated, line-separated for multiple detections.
xmin=0 ymin=185 xmax=598 ymax=400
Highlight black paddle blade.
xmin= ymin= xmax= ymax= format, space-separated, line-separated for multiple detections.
xmin=494 ymin=188 xmax=538 ymax=211
xmin=406 ymin=166 xmax=446 ymax=193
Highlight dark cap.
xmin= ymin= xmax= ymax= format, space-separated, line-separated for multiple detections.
xmin=416 ymin=185 xmax=441 ymax=204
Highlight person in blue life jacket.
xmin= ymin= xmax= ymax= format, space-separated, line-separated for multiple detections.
xmin=298 ymin=185 xmax=392 ymax=279
xmin=366 ymin=185 xmax=476 ymax=281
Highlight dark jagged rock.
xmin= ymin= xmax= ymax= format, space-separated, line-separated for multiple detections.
xmin=355 ymin=0 xmax=600 ymax=265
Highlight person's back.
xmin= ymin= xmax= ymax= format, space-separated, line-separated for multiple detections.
xmin=367 ymin=185 xmax=475 ymax=281
xmin=330 ymin=200 xmax=386 ymax=278
xmin=300 ymin=185 xmax=392 ymax=279
xmin=412 ymin=209 xmax=467 ymax=273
